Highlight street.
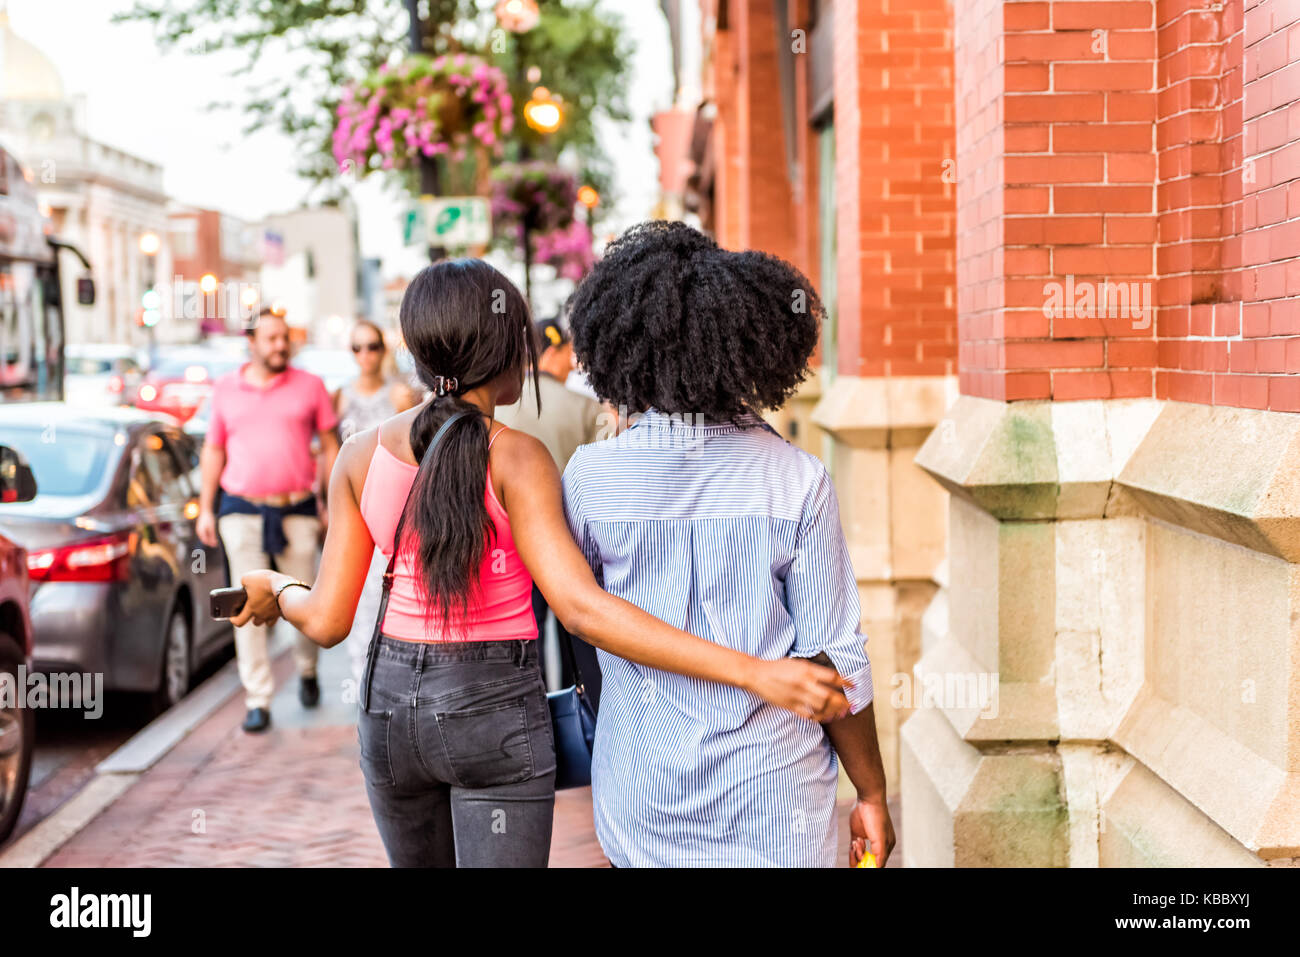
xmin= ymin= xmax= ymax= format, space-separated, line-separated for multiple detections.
xmin=9 ymin=644 xmax=235 ymax=846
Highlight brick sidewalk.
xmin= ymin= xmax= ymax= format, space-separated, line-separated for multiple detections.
xmin=43 ymin=636 xmax=899 ymax=868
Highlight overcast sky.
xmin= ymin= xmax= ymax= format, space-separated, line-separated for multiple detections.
xmin=5 ymin=0 xmax=673 ymax=280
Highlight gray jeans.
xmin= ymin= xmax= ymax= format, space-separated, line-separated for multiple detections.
xmin=358 ymin=634 xmax=557 ymax=867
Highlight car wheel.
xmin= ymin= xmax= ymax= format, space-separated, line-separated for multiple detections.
xmin=150 ymin=607 xmax=191 ymax=714
xmin=0 ymin=634 xmax=34 ymax=845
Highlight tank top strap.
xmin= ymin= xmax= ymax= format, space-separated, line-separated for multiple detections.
xmin=487 ymin=424 xmax=509 ymax=449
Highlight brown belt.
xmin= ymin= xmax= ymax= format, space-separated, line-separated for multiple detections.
xmin=238 ymin=490 xmax=315 ymax=508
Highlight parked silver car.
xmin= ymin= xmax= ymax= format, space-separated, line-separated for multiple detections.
xmin=0 ymin=404 xmax=233 ymax=712
xmin=63 ymin=344 xmax=148 ymax=408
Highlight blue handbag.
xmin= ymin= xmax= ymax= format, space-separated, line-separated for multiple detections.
xmin=547 ymin=631 xmax=597 ymax=790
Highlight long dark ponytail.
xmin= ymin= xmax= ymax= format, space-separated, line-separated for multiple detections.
xmin=393 ymin=259 xmax=538 ymax=637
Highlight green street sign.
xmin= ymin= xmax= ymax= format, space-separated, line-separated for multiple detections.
xmin=426 ymin=197 xmax=491 ymax=247
xmin=402 ymin=207 xmax=425 ymax=247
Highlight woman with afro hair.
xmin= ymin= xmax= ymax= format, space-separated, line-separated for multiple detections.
xmin=563 ymin=220 xmax=895 ymax=867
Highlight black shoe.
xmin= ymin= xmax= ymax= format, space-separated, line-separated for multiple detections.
xmin=243 ymin=707 xmax=271 ymax=733
xmin=299 ymin=675 xmax=320 ymax=709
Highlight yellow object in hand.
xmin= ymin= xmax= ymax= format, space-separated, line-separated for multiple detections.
xmin=856 ymin=850 xmax=877 ymax=868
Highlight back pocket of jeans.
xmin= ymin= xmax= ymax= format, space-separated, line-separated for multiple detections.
xmin=357 ymin=708 xmax=396 ymax=789
xmin=436 ymin=696 xmax=535 ymax=789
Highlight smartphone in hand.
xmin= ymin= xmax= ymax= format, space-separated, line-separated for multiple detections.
xmin=210 ymin=586 xmax=247 ymax=620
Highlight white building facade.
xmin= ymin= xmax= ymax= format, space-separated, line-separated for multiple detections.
xmin=0 ymin=9 xmax=169 ymax=347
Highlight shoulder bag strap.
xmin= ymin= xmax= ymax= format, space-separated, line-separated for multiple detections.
xmin=555 ymin=625 xmax=587 ymax=695
xmin=361 ymin=409 xmax=474 ymax=707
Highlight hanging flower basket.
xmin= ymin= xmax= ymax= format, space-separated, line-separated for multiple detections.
xmin=534 ymin=220 xmax=595 ymax=281
xmin=333 ymin=53 xmax=513 ymax=176
xmin=489 ymin=161 xmax=578 ymax=240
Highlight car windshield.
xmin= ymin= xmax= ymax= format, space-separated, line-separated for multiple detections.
xmin=0 ymin=425 xmax=115 ymax=497
xmin=151 ymin=355 xmax=242 ymax=380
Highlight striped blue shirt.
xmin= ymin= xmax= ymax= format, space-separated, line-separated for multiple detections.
xmin=562 ymin=408 xmax=874 ymax=867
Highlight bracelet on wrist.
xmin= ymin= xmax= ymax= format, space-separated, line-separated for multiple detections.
xmin=274 ymin=579 xmax=310 ymax=612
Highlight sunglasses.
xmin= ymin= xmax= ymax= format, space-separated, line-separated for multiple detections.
xmin=351 ymin=342 xmax=384 ymax=354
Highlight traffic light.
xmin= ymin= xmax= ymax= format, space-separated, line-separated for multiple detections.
xmin=140 ymin=288 xmax=161 ymax=327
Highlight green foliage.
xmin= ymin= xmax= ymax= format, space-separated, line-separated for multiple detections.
xmin=115 ymin=0 xmax=630 ymax=213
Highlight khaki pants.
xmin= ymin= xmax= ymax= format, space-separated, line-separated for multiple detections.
xmin=219 ymin=511 xmax=321 ymax=710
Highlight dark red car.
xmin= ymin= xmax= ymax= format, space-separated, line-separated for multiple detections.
xmin=0 ymin=443 xmax=37 ymax=844
xmin=133 ymin=350 xmax=243 ymax=424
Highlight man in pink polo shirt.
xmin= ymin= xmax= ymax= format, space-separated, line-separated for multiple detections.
xmin=196 ymin=307 xmax=340 ymax=732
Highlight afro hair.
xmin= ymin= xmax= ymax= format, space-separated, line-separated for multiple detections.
xmin=568 ymin=220 xmax=824 ymax=423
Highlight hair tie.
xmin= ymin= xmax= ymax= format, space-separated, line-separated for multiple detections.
xmin=433 ymin=375 xmax=459 ymax=397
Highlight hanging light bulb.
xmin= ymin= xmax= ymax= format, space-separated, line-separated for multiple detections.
xmin=495 ymin=0 xmax=540 ymax=33
xmin=524 ymin=87 xmax=562 ymax=134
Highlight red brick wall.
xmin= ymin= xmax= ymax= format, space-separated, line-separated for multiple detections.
xmin=708 ymin=15 xmax=743 ymax=251
xmin=958 ymin=0 xmax=1160 ymax=401
xmin=703 ymin=0 xmax=956 ymax=378
xmin=170 ymin=209 xmax=224 ymax=282
xmin=707 ymin=1 xmax=799 ymax=261
xmin=954 ymin=0 xmax=1300 ymax=407
xmin=793 ymin=0 xmax=821 ymax=289
xmin=1154 ymin=0 xmax=1235 ymax=405
xmin=834 ymin=0 xmax=957 ymax=378
xmin=956 ymin=0 xmax=1014 ymax=397
xmin=1179 ymin=0 xmax=1300 ymax=412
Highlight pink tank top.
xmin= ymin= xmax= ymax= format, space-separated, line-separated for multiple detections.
xmin=358 ymin=427 xmax=537 ymax=642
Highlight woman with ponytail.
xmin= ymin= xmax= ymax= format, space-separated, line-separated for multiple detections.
xmin=230 ymin=258 xmax=853 ymax=867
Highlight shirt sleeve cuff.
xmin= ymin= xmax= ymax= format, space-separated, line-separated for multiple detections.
xmin=839 ymin=658 xmax=874 ymax=714
xmin=789 ymin=647 xmax=875 ymax=714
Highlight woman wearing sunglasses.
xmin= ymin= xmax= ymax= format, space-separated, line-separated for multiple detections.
xmin=335 ymin=319 xmax=419 ymax=442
